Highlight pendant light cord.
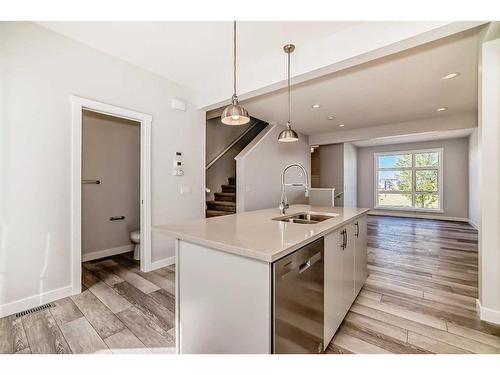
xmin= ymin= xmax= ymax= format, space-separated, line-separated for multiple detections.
xmin=287 ymin=49 xmax=291 ymax=126
xmin=233 ymin=21 xmax=237 ymax=97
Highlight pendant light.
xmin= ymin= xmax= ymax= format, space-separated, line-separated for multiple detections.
xmin=278 ymin=44 xmax=299 ymax=142
xmin=221 ymin=21 xmax=250 ymax=126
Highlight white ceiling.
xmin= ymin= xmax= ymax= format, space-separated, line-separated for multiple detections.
xmin=38 ymin=21 xmax=475 ymax=109
xmin=38 ymin=21 xmax=359 ymax=99
xmin=241 ymin=28 xmax=480 ymax=136
xmin=351 ymin=128 xmax=474 ymax=148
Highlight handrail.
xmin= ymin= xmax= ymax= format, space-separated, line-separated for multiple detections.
xmin=206 ymin=120 xmax=261 ymax=170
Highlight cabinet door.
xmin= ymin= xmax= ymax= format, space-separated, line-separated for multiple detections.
xmin=342 ymin=224 xmax=356 ymax=314
xmin=324 ymin=228 xmax=345 ymax=348
xmin=354 ymin=216 xmax=368 ymax=295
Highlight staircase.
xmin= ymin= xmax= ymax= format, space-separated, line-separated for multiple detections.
xmin=206 ymin=176 xmax=236 ymax=218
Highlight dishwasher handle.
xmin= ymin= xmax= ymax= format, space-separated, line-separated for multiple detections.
xmin=298 ymin=252 xmax=322 ymax=274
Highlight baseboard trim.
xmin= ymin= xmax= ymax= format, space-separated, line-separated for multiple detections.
xmin=151 ymin=256 xmax=175 ymax=271
xmin=368 ymin=210 xmax=468 ymax=222
xmin=82 ymin=244 xmax=134 ymax=262
xmin=0 ymin=285 xmax=73 ymax=318
xmin=476 ymin=299 xmax=500 ymax=326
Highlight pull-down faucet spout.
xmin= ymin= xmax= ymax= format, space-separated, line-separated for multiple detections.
xmin=279 ymin=163 xmax=309 ymax=215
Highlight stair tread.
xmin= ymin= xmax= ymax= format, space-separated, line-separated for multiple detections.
xmin=215 ymin=192 xmax=236 ymax=196
xmin=221 ymin=184 xmax=236 ymax=188
xmin=206 ymin=210 xmax=234 ymax=217
xmin=206 ymin=200 xmax=236 ymax=206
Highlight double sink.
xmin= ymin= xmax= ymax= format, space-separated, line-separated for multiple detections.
xmin=272 ymin=211 xmax=339 ymax=225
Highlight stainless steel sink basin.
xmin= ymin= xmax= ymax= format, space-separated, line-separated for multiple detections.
xmin=272 ymin=211 xmax=339 ymax=224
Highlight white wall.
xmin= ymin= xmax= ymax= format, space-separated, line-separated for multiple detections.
xmin=468 ymin=129 xmax=480 ymax=228
xmin=357 ymin=138 xmax=469 ymax=220
xmin=343 ymin=143 xmax=358 ymax=208
xmin=478 ymin=37 xmax=500 ymax=324
xmin=319 ymin=144 xmax=344 ymax=206
xmin=82 ymin=111 xmax=140 ymax=256
xmin=0 ymin=22 xmax=205 ymax=317
xmin=236 ymin=124 xmax=310 ymax=212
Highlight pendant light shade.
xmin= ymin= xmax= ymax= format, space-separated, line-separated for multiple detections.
xmin=278 ymin=122 xmax=299 ymax=142
xmin=221 ymin=95 xmax=250 ymax=125
xmin=221 ymin=21 xmax=250 ymax=126
xmin=278 ymin=44 xmax=299 ymax=142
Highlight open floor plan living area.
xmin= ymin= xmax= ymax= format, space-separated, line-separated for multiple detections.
xmin=2 ymin=4 xmax=500 ymax=365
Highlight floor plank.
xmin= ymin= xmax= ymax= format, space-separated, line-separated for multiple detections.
xmin=407 ymin=331 xmax=470 ymax=354
xmin=148 ymin=289 xmax=175 ymax=313
xmin=50 ymin=297 xmax=83 ymax=325
xmin=100 ymin=260 xmax=160 ymax=294
xmin=59 ymin=317 xmax=109 ymax=354
xmin=332 ymin=328 xmax=392 ymax=354
xmin=83 ymin=262 xmax=124 ymax=287
xmin=89 ymin=281 xmax=131 ymax=314
xmin=0 ymin=315 xmax=29 ymax=354
xmin=22 ymin=310 xmax=71 ymax=354
xmin=71 ymin=290 xmax=125 ymax=339
xmin=113 ymin=281 xmax=174 ymax=330
xmin=104 ymin=328 xmax=149 ymax=354
xmin=116 ymin=306 xmax=175 ymax=349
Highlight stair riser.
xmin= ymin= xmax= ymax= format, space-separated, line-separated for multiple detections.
xmin=214 ymin=193 xmax=236 ymax=202
xmin=222 ymin=185 xmax=236 ymax=193
xmin=228 ymin=177 xmax=236 ymax=185
xmin=206 ymin=203 xmax=236 ymax=212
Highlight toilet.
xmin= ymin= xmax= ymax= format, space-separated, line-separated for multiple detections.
xmin=130 ymin=230 xmax=140 ymax=260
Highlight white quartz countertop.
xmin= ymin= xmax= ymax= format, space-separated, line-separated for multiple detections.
xmin=155 ymin=205 xmax=370 ymax=263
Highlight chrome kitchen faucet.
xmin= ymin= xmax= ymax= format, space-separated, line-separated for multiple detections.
xmin=279 ymin=163 xmax=309 ymax=215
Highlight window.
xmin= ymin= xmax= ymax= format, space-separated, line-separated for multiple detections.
xmin=375 ymin=149 xmax=443 ymax=211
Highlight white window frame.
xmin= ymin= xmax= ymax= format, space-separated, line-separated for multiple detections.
xmin=374 ymin=148 xmax=444 ymax=213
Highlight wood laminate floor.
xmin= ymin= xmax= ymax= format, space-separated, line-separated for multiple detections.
xmin=1 ymin=216 xmax=499 ymax=354
xmin=0 ymin=253 xmax=176 ymax=354
xmin=326 ymin=216 xmax=500 ymax=354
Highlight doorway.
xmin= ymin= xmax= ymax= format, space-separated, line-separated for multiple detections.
xmin=71 ymin=96 xmax=152 ymax=295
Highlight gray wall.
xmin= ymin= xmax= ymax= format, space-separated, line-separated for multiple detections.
xmin=319 ymin=143 xmax=344 ymax=206
xmin=343 ymin=143 xmax=358 ymax=208
xmin=206 ymin=118 xmax=266 ymax=201
xmin=236 ymin=124 xmax=310 ymax=212
xmin=357 ymin=138 xmax=469 ymax=219
xmin=468 ymin=129 xmax=480 ymax=227
xmin=82 ymin=111 xmax=140 ymax=256
xmin=206 ymin=117 xmax=253 ymax=163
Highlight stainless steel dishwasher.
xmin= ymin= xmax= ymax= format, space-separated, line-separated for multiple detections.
xmin=272 ymin=237 xmax=324 ymax=354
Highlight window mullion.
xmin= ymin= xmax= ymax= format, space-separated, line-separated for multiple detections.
xmin=412 ymin=153 xmax=416 ymax=208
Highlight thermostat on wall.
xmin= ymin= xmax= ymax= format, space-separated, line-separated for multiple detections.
xmin=173 ymin=152 xmax=184 ymax=176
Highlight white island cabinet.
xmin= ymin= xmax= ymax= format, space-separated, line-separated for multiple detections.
xmin=324 ymin=216 xmax=367 ymax=347
xmin=155 ymin=205 xmax=369 ymax=354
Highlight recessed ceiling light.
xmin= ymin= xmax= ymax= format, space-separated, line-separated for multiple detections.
xmin=311 ymin=104 xmax=321 ymax=109
xmin=339 ymin=124 xmax=345 ymax=127
xmin=436 ymin=107 xmax=448 ymax=112
xmin=442 ymin=72 xmax=460 ymax=80
xmin=327 ymin=115 xmax=335 ymax=120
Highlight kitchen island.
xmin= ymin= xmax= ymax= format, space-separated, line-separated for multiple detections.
xmin=155 ymin=204 xmax=369 ymax=354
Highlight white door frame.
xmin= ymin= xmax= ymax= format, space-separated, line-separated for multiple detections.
xmin=70 ymin=95 xmax=152 ymax=295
